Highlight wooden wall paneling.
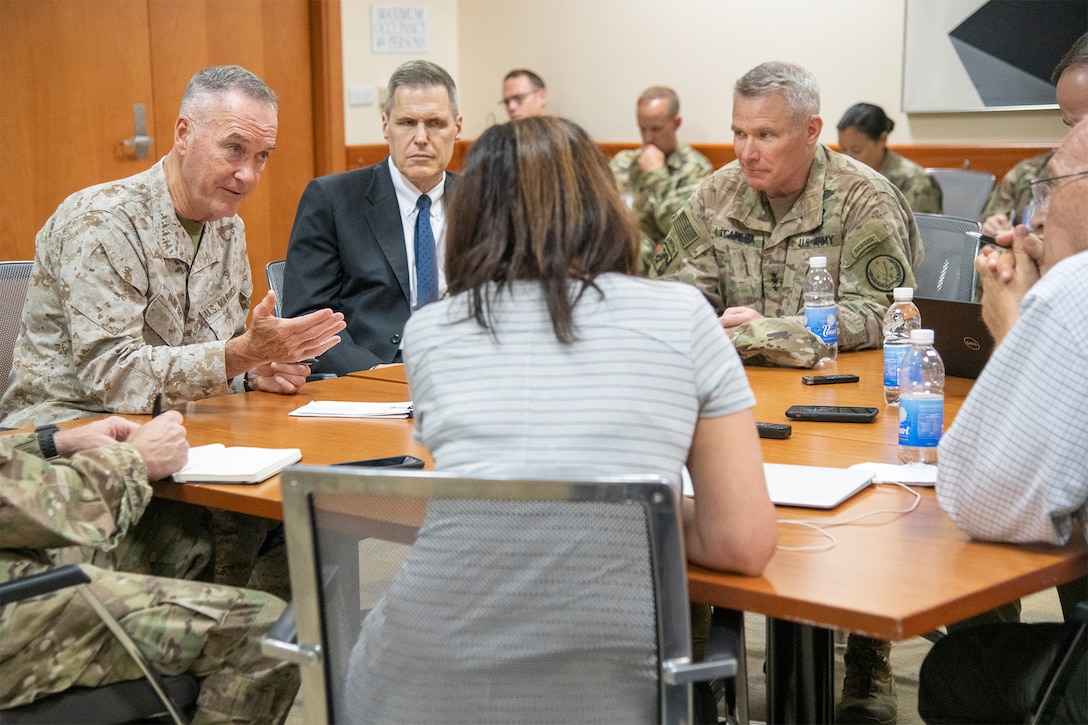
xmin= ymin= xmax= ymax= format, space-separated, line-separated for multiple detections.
xmin=0 ymin=0 xmax=156 ymax=260
xmin=147 ymin=0 xmax=316 ymax=305
xmin=309 ymin=0 xmax=346 ymax=178
xmin=349 ymin=140 xmax=1048 ymax=182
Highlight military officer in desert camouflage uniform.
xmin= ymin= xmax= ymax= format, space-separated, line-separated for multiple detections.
xmin=0 ymin=413 xmax=299 ymax=723
xmin=610 ymin=86 xmax=714 ymax=273
xmin=0 ymin=65 xmax=346 ymax=602
xmin=0 ymin=65 xmax=345 ymax=429
xmin=980 ymin=31 xmax=1088 ymax=237
xmin=652 ymin=61 xmax=919 ymax=724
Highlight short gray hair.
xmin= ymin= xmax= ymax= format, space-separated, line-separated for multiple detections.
xmin=384 ymin=60 xmax=459 ymax=117
xmin=180 ymin=65 xmax=277 ymax=117
xmin=734 ymin=61 xmax=820 ymax=119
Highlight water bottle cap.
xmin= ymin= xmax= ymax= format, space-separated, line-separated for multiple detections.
xmin=910 ymin=329 xmax=934 ymax=344
xmin=809 ymin=256 xmax=827 ymax=268
xmin=892 ymin=287 xmax=914 ymax=300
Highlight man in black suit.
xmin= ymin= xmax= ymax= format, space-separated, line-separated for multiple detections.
xmin=283 ymin=60 xmax=462 ymax=375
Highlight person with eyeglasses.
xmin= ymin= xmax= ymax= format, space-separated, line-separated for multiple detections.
xmin=979 ymin=31 xmax=1088 ymax=237
xmin=500 ymin=68 xmax=548 ymax=120
xmin=919 ymin=118 xmax=1088 ymax=725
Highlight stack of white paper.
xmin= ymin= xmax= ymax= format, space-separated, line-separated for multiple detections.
xmin=288 ymin=401 xmax=413 ymax=418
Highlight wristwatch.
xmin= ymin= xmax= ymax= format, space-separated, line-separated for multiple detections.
xmin=35 ymin=424 xmax=60 ymax=459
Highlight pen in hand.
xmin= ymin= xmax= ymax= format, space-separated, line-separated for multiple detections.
xmin=966 ymin=231 xmax=998 ymax=247
xmin=152 ymin=393 xmax=163 ymax=418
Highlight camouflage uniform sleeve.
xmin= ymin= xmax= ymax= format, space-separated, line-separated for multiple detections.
xmin=979 ymin=153 xmax=1051 ymax=224
xmin=0 ymin=436 xmax=151 ymax=552
xmin=835 ymin=184 xmax=919 ymax=351
xmin=903 ymin=173 xmax=943 ymax=214
xmin=649 ymin=189 xmax=726 ymax=313
xmin=59 ymin=210 xmax=233 ymax=413
xmin=642 ymin=151 xmax=713 ymax=240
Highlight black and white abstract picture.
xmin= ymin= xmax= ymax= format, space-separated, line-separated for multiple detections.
xmin=903 ymin=0 xmax=1086 ymax=112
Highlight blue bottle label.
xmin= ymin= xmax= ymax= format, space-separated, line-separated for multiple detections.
xmin=898 ymin=396 xmax=944 ymax=447
xmin=804 ymin=305 xmax=837 ymax=345
xmin=883 ymin=344 xmax=909 ymax=387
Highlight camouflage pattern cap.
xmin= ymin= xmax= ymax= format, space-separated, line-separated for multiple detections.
xmin=731 ymin=317 xmax=823 ymax=368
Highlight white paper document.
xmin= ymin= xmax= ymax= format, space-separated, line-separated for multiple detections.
xmin=288 ymin=401 xmax=413 ymax=418
xmin=173 ymin=444 xmax=302 ymax=484
xmin=848 ymin=462 xmax=937 ymax=486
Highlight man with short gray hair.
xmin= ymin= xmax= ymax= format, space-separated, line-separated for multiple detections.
xmin=283 ymin=59 xmax=462 ymax=376
xmin=652 ymin=61 xmax=921 ymax=369
xmin=652 ymin=61 xmax=922 ymax=724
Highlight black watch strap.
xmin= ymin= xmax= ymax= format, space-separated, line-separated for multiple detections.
xmin=35 ymin=424 xmax=60 ymax=459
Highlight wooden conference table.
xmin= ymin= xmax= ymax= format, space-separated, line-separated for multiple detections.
xmin=147 ymin=350 xmax=1085 ymax=723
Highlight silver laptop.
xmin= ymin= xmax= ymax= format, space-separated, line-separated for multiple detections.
xmin=913 ymin=297 xmax=995 ymax=379
xmin=763 ymin=464 xmax=873 ymax=509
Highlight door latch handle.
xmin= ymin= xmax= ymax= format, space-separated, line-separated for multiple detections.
xmin=122 ymin=104 xmax=154 ymax=159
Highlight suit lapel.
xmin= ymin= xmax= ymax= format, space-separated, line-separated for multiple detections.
xmin=364 ymin=160 xmax=412 ymax=306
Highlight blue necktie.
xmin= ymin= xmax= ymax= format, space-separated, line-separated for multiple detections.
xmin=414 ymin=194 xmax=438 ymax=307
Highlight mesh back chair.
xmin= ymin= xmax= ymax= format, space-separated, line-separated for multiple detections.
xmin=265 ymin=259 xmax=286 ymax=317
xmin=0 ymin=565 xmax=199 ymax=724
xmin=912 ymin=213 xmax=982 ymax=302
xmin=263 ymin=465 xmax=741 ymax=725
xmin=1 ymin=260 xmax=33 ymax=399
xmin=924 ymin=168 xmax=996 ymax=221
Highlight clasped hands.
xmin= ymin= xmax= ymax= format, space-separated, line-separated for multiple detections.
xmin=975 ymin=225 xmax=1042 ymax=344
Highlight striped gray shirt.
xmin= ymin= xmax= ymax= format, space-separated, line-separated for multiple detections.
xmin=403 ymin=273 xmax=755 ymax=487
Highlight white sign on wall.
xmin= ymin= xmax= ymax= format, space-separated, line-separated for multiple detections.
xmin=371 ymin=4 xmax=429 ymax=54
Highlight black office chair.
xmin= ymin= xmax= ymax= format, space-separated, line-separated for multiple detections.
xmin=913 ymin=213 xmax=982 ymax=302
xmin=265 ymin=259 xmax=286 ymax=317
xmin=263 ymin=465 xmax=744 ymax=724
xmin=1030 ymin=600 xmax=1087 ymax=724
xmin=924 ymin=168 xmax=995 ymax=220
xmin=0 ymin=260 xmax=33 ymax=399
xmin=0 ymin=566 xmax=199 ymax=725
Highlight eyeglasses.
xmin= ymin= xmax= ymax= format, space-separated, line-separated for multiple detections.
xmin=499 ymin=89 xmax=539 ymax=107
xmin=1029 ymin=170 xmax=1088 ymax=209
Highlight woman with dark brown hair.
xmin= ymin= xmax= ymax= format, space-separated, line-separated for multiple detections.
xmin=345 ymin=117 xmax=775 ymax=723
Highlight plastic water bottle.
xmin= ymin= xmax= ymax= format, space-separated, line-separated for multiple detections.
xmin=882 ymin=287 xmax=922 ymax=406
xmin=898 ymin=329 xmax=944 ymax=464
xmin=803 ymin=256 xmax=837 ymax=364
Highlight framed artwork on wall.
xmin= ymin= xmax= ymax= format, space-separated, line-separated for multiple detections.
xmin=902 ymin=0 xmax=1085 ymax=113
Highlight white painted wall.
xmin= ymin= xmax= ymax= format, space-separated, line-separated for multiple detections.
xmin=342 ymin=0 xmax=1066 ymax=146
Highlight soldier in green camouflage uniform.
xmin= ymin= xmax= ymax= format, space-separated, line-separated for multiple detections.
xmin=654 ymin=62 xmax=918 ymax=724
xmin=611 ymin=86 xmax=714 ymax=274
xmin=0 ymin=415 xmax=299 ymax=723
xmin=979 ymin=150 xmax=1053 ymax=230
xmin=0 ymin=66 xmax=346 ymax=603
xmin=836 ymin=102 xmax=942 ymax=214
xmin=879 ymin=151 xmax=942 ymax=214
xmin=652 ymin=147 xmax=921 ymax=362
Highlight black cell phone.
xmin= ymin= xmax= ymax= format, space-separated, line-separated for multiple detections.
xmin=333 ymin=455 xmax=426 ymax=468
xmin=784 ymin=405 xmax=879 ymax=423
xmin=801 ymin=374 xmax=860 ymax=385
xmin=756 ymin=422 xmax=792 ymax=439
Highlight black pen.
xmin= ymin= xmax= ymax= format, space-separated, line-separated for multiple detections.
xmin=965 ymin=231 xmax=998 ymax=247
xmin=152 ymin=393 xmax=163 ymax=417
